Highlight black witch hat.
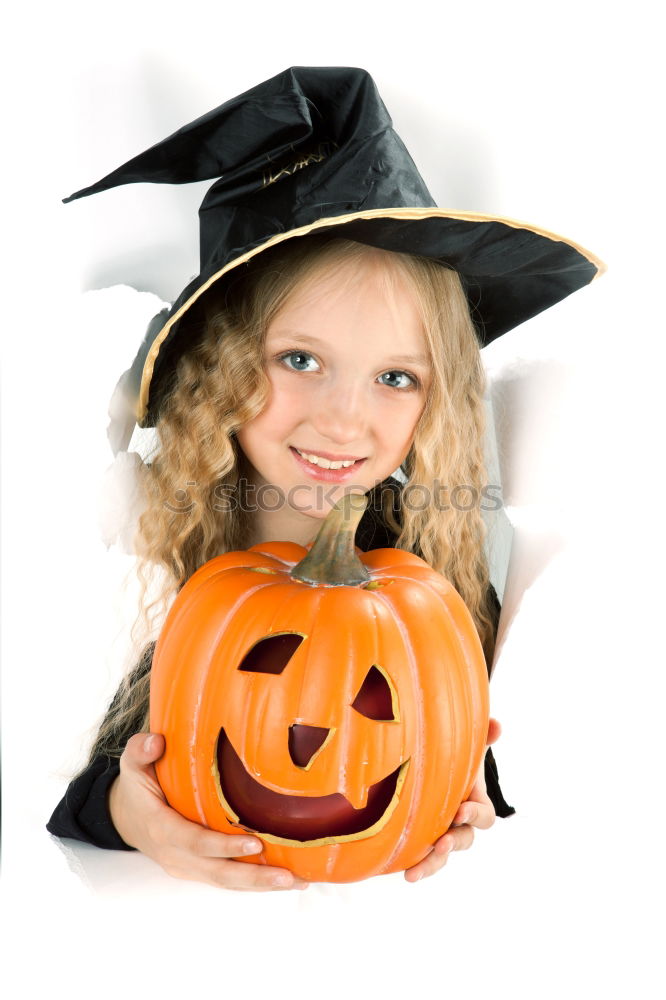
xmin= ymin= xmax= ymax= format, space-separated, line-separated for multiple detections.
xmin=65 ymin=66 xmax=604 ymax=430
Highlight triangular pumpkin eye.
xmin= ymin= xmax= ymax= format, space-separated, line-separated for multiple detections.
xmin=351 ymin=666 xmax=395 ymax=721
xmin=238 ymin=633 xmax=304 ymax=674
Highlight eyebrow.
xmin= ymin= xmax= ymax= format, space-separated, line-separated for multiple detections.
xmin=269 ymin=332 xmax=431 ymax=368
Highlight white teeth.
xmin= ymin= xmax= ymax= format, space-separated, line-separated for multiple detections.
xmin=296 ymin=449 xmax=356 ymax=470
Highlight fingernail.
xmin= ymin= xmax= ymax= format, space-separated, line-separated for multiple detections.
xmin=143 ymin=735 xmax=154 ymax=753
xmin=273 ymin=874 xmax=292 ymax=887
xmin=242 ymin=841 xmax=262 ymax=854
xmin=295 ymin=882 xmax=310 ymax=890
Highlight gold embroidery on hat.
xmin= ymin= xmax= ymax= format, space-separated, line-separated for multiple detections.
xmin=262 ymin=140 xmax=338 ymax=187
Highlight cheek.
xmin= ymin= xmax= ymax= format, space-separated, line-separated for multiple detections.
xmin=377 ymin=397 xmax=424 ymax=449
xmin=243 ymin=377 xmax=305 ymax=439
xmin=263 ymin=372 xmax=312 ymax=420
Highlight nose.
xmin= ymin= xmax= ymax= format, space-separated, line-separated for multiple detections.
xmin=289 ymin=724 xmax=329 ymax=768
xmin=310 ymin=378 xmax=368 ymax=445
xmin=288 ymin=723 xmax=371 ymax=808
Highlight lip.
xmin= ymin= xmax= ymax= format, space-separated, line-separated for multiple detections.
xmin=290 ymin=446 xmax=367 ymax=483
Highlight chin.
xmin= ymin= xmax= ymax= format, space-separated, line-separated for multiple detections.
xmin=289 ymin=486 xmax=366 ymax=520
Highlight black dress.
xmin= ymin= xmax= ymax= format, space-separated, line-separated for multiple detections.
xmin=47 ymin=478 xmax=515 ymax=850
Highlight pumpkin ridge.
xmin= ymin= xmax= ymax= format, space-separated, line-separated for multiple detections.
xmin=364 ymin=587 xmax=426 ymax=872
xmin=194 ymin=581 xmax=291 ymax=823
xmin=347 ymin=591 xmax=383 ymax=810
xmin=372 ymin=575 xmax=488 ymax=832
xmin=439 ymin=604 xmax=471 ymax=823
xmin=249 ymin=540 xmax=309 ymax=566
xmin=184 ymin=578 xmax=293 ymax=821
xmin=292 ymin=589 xmax=325 ymax=741
xmin=236 ymin=584 xmax=316 ymax=785
xmin=156 ymin=574 xmax=285 ymax=765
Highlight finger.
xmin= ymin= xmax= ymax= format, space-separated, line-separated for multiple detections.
xmin=186 ymin=826 xmax=266 ymax=861
xmin=405 ymin=843 xmax=453 ymax=882
xmin=151 ymin=807 xmax=264 ymax=860
xmin=435 ymin=824 xmax=475 ymax=855
xmin=452 ymin=800 xmax=496 ymax=830
xmin=212 ymin=859 xmax=311 ymax=892
xmin=168 ymin=855 xmax=310 ymax=892
xmin=486 ymin=717 xmax=502 ymax=746
xmin=405 ymin=825 xmax=475 ymax=882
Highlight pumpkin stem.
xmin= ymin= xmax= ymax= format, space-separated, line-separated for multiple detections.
xmin=290 ymin=493 xmax=371 ymax=587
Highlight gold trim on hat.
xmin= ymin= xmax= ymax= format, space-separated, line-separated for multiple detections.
xmin=137 ymin=206 xmax=606 ymax=423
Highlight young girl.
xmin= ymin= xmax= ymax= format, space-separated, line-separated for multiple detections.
xmin=47 ymin=66 xmax=602 ymax=891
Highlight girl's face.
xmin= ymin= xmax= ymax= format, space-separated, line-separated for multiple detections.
xmin=235 ymin=250 xmax=432 ymax=544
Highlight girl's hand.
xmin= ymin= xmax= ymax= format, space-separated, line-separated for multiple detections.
xmin=403 ymin=717 xmax=502 ymax=883
xmin=108 ymin=732 xmax=310 ymax=892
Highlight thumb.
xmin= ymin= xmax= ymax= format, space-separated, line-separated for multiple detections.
xmin=123 ymin=731 xmax=166 ymax=769
xmin=141 ymin=732 xmax=166 ymax=761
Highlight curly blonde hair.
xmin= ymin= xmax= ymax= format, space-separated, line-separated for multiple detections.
xmin=86 ymin=234 xmax=497 ymax=763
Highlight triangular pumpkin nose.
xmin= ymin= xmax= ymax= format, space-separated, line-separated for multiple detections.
xmin=289 ymin=724 xmax=329 ymax=768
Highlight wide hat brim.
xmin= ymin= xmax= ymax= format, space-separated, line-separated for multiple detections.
xmin=133 ymin=207 xmax=602 ymax=426
xmin=63 ymin=66 xmax=605 ymax=428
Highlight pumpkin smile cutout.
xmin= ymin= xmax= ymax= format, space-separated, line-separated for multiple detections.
xmin=215 ymin=726 xmax=410 ymax=844
xmin=150 ymin=494 xmax=490 ymax=883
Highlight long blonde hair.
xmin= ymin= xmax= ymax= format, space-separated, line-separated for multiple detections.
xmin=87 ymin=235 xmax=497 ymax=763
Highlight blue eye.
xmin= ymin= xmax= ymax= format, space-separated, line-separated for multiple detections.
xmin=276 ymin=351 xmax=419 ymax=391
xmin=378 ymin=370 xmax=417 ymax=390
xmin=278 ymin=351 xmax=320 ymax=372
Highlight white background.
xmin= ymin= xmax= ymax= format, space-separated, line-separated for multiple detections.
xmin=2 ymin=1 xmax=664 ymax=996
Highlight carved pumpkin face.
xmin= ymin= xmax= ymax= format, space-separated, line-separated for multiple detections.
xmin=150 ymin=496 xmax=489 ymax=883
xmin=214 ymin=626 xmax=410 ymax=845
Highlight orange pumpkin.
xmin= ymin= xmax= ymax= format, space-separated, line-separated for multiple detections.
xmin=149 ymin=494 xmax=489 ymax=883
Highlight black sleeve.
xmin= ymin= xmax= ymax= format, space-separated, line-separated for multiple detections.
xmin=46 ymin=754 xmax=132 ymax=850
xmin=46 ymin=643 xmax=156 ymax=851
xmin=484 ymin=746 xmax=515 ymax=818
xmin=483 ymin=583 xmax=515 ymax=818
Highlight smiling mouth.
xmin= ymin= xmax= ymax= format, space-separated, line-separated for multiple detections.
xmin=213 ymin=729 xmax=409 ymax=847
xmin=292 ymin=447 xmax=365 ymax=466
xmin=289 ymin=445 xmax=367 ymax=482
